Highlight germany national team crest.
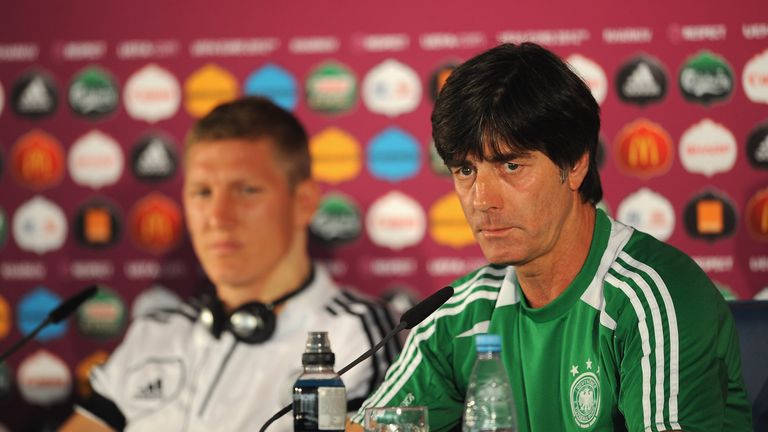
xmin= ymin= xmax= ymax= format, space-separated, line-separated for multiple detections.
xmin=569 ymin=360 xmax=601 ymax=428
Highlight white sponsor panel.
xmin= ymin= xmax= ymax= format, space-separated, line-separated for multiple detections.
xmin=366 ymin=191 xmax=426 ymax=250
xmin=69 ymin=130 xmax=124 ymax=188
xmin=17 ymin=350 xmax=72 ymax=405
xmin=743 ymin=49 xmax=768 ymax=104
xmin=679 ymin=119 xmax=736 ymax=177
xmin=12 ymin=196 xmax=67 ymax=254
xmin=362 ymin=59 xmax=422 ymax=117
xmin=567 ymin=54 xmax=607 ymax=105
xmin=617 ymin=188 xmax=675 ymax=241
xmin=755 ymin=287 xmax=768 ymax=300
xmin=123 ymin=64 xmax=180 ymax=122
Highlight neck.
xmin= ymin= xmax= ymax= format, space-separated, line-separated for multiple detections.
xmin=518 ymin=204 xmax=596 ymax=309
xmin=217 ymin=231 xmax=312 ymax=311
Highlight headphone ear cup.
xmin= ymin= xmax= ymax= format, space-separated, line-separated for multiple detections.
xmin=229 ymin=302 xmax=276 ymax=344
xmin=200 ymin=297 xmax=227 ymax=339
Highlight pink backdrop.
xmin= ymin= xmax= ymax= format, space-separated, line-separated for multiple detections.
xmin=1 ymin=0 xmax=766 ymax=429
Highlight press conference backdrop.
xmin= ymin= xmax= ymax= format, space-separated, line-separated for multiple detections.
xmin=0 ymin=0 xmax=766 ymax=429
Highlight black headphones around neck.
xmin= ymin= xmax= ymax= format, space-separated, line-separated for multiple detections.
xmin=198 ymin=267 xmax=315 ymax=344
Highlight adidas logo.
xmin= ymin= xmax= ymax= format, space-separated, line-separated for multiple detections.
xmin=136 ymin=378 xmax=163 ymax=399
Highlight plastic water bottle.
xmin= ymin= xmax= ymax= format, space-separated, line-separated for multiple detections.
xmin=293 ymin=331 xmax=346 ymax=431
xmin=462 ymin=333 xmax=517 ymax=432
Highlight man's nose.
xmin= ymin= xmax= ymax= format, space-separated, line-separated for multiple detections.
xmin=209 ymin=193 xmax=235 ymax=227
xmin=473 ymin=168 xmax=503 ymax=212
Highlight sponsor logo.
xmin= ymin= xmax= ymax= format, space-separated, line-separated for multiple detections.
xmin=679 ymin=50 xmax=734 ymax=105
xmin=0 ymin=363 xmax=11 ymax=400
xmin=0 ymin=295 xmax=10 ymax=341
xmin=569 ymin=359 xmax=601 ymax=428
xmin=77 ymin=286 xmax=126 ymax=339
xmin=123 ymin=64 xmax=180 ymax=122
xmin=428 ymin=63 xmax=457 ymax=102
xmin=310 ymin=127 xmax=361 ymax=184
xmin=11 ymin=69 xmax=58 ymax=118
xmin=426 ymin=256 xmax=487 ymax=278
xmin=73 ymin=198 xmax=122 ymax=248
xmin=741 ymin=49 xmax=768 ymax=103
xmin=75 ymin=351 xmax=109 ymax=397
xmin=756 ymin=287 xmax=768 ymax=300
xmin=743 ymin=48 xmax=768 ymax=104
xmin=365 ymin=257 xmax=418 ymax=277
xmin=17 ymin=349 xmax=72 ymax=405
xmin=0 ymin=261 xmax=47 ymax=280
xmin=305 ymin=61 xmax=357 ymax=114
xmin=615 ymin=55 xmax=667 ymax=105
xmin=125 ymin=358 xmax=184 ymax=409
xmin=367 ymin=127 xmax=421 ymax=182
xmin=11 ymin=129 xmax=65 ymax=190
xmin=366 ymin=191 xmax=426 ymax=250
xmin=129 ymin=193 xmax=183 ymax=254
xmin=12 ymin=196 xmax=67 ymax=254
xmin=567 ymin=54 xmax=607 ymax=105
xmin=17 ymin=287 xmax=67 ymax=341
xmin=131 ymin=284 xmax=181 ymax=319
xmin=309 ymin=193 xmax=362 ymax=248
xmin=131 ymin=132 xmax=178 ymax=182
xmin=68 ymin=65 xmax=119 ymax=118
xmin=614 ymin=119 xmax=673 ymax=179
xmin=185 ymin=63 xmax=239 ymax=118
xmin=380 ymin=285 xmax=419 ymax=317
xmin=243 ymin=63 xmax=297 ymax=111
xmin=68 ymin=130 xmax=124 ymax=188
xmin=617 ymin=188 xmax=675 ymax=241
xmin=362 ymin=59 xmax=422 ymax=117
xmin=683 ymin=191 xmax=737 ymax=241
xmin=678 ymin=119 xmax=736 ymax=176
xmin=428 ymin=139 xmax=451 ymax=176
xmin=746 ymin=188 xmax=768 ymax=242
xmin=747 ymin=120 xmax=768 ymax=170
xmin=429 ymin=192 xmax=475 ymax=248
xmin=69 ymin=260 xmax=114 ymax=280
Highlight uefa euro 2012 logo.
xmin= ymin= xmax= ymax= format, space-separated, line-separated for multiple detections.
xmin=568 ymin=359 xmax=601 ymax=428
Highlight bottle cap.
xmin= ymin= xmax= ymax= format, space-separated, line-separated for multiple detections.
xmin=302 ymin=331 xmax=336 ymax=365
xmin=475 ymin=333 xmax=502 ymax=353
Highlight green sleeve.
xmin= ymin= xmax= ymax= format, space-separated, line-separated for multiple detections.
xmin=613 ymin=251 xmax=751 ymax=431
xmin=352 ymin=317 xmax=464 ymax=431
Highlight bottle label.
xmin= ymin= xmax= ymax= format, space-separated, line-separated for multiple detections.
xmin=318 ymin=386 xmax=346 ymax=429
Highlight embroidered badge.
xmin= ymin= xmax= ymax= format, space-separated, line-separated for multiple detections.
xmin=569 ymin=359 xmax=601 ymax=428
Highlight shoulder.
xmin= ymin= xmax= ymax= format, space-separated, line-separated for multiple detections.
xmin=118 ymin=301 xmax=199 ymax=344
xmin=603 ymin=225 xmax=724 ymax=332
xmin=411 ymin=264 xmax=510 ymax=339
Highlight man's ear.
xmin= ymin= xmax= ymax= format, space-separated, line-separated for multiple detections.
xmin=567 ymin=152 xmax=590 ymax=191
xmin=293 ymin=179 xmax=321 ymax=228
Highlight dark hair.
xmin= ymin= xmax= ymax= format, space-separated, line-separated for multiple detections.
xmin=185 ymin=96 xmax=310 ymax=187
xmin=432 ymin=42 xmax=603 ymax=204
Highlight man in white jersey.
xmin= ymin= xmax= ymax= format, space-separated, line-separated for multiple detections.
xmin=60 ymin=97 xmax=399 ymax=431
xmin=349 ymin=43 xmax=752 ymax=431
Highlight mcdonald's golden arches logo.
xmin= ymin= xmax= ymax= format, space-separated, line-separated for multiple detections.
xmin=614 ymin=119 xmax=673 ymax=179
xmin=129 ymin=193 xmax=183 ymax=254
xmin=11 ymin=129 xmax=65 ymax=189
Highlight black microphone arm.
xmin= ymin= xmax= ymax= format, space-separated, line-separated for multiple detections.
xmin=258 ymin=286 xmax=454 ymax=432
xmin=0 ymin=285 xmax=99 ymax=364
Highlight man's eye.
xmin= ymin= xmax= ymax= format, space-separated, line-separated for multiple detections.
xmin=458 ymin=166 xmax=474 ymax=176
xmin=190 ymin=188 xmax=210 ymax=197
xmin=505 ymin=162 xmax=519 ymax=172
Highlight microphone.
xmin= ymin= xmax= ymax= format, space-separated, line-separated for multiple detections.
xmin=0 ymin=285 xmax=99 ymax=364
xmin=258 ymin=286 xmax=454 ymax=432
